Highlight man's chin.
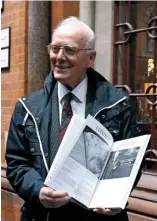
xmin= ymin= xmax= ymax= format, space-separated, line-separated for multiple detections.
xmin=54 ymin=71 xmax=66 ymax=79
xmin=54 ymin=73 xmax=75 ymax=88
xmin=53 ymin=73 xmax=68 ymax=84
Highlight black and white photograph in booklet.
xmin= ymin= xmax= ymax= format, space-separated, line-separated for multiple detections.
xmin=102 ymin=146 xmax=140 ymax=179
xmin=69 ymin=125 xmax=111 ymax=178
xmin=84 ymin=129 xmax=110 ymax=178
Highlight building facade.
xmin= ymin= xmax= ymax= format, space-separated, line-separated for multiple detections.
xmin=1 ymin=1 xmax=157 ymax=221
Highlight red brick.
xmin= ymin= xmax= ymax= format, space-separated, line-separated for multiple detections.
xmin=10 ymin=20 xmax=19 ymax=28
xmin=18 ymin=54 xmax=25 ymax=63
xmin=19 ymin=18 xmax=25 ymax=27
xmin=1 ymin=83 xmax=10 ymax=91
xmin=14 ymin=37 xmax=25 ymax=46
xmin=6 ymin=211 xmax=17 ymax=221
xmin=1 ymin=115 xmax=11 ymax=124
xmin=1 ymin=91 xmax=11 ymax=98
xmin=2 ymin=107 xmax=14 ymax=116
xmin=18 ymin=73 xmax=25 ymax=81
xmin=18 ymin=45 xmax=25 ymax=54
xmin=11 ymin=12 xmax=19 ymax=21
xmin=10 ymin=2 xmax=19 ymax=12
xmin=15 ymin=90 xmax=25 ymax=98
xmin=1 ymin=131 xmax=5 ymax=140
xmin=1 ymin=99 xmax=12 ymax=107
xmin=1 ymin=201 xmax=6 ymax=220
xmin=4 ymin=202 xmax=21 ymax=221
xmin=1 ymin=74 xmax=12 ymax=83
xmin=12 ymin=30 xmax=20 ymax=40
xmin=1 ymin=123 xmax=7 ymax=132
xmin=19 ymin=9 xmax=26 ymax=19
xmin=1 ymin=0 xmax=34 ymax=166
xmin=11 ymin=55 xmax=19 ymax=65
xmin=19 ymin=63 xmax=25 ymax=72
xmin=11 ymin=64 xmax=19 ymax=73
xmin=19 ymin=1 xmax=27 ymax=10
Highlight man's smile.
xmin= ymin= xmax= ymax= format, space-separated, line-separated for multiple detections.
xmin=55 ymin=65 xmax=72 ymax=69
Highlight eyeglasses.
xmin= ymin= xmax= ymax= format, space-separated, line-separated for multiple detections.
xmin=47 ymin=44 xmax=93 ymax=57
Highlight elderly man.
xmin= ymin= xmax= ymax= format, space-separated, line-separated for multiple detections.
xmin=6 ymin=17 xmax=140 ymax=221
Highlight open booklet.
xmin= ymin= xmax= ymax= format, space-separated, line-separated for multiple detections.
xmin=44 ymin=114 xmax=151 ymax=209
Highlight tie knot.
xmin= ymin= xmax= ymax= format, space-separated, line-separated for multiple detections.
xmin=64 ymin=92 xmax=74 ymax=103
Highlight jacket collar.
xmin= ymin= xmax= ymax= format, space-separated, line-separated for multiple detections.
xmin=21 ymin=68 xmax=128 ymax=118
xmin=85 ymin=68 xmax=128 ymax=116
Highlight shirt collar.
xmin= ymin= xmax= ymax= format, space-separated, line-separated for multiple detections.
xmin=58 ymin=75 xmax=88 ymax=103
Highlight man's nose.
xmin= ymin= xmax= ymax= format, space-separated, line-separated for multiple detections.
xmin=56 ymin=48 xmax=66 ymax=60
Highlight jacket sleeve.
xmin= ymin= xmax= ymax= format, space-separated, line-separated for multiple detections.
xmin=121 ymin=96 xmax=143 ymax=189
xmin=5 ymin=102 xmax=44 ymax=202
xmin=121 ymin=96 xmax=141 ymax=139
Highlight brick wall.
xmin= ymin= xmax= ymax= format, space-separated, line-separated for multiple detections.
xmin=1 ymin=1 xmax=79 ymax=165
xmin=1 ymin=0 xmax=79 ymax=161
xmin=1 ymin=189 xmax=23 ymax=221
xmin=1 ymin=2 xmax=79 ymax=221
xmin=51 ymin=1 xmax=79 ymax=30
xmin=1 ymin=2 xmax=28 ymax=220
xmin=1 ymin=1 xmax=28 ymax=165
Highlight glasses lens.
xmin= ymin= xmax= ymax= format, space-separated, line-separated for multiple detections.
xmin=51 ymin=45 xmax=60 ymax=54
xmin=48 ymin=44 xmax=78 ymax=56
xmin=64 ymin=46 xmax=77 ymax=56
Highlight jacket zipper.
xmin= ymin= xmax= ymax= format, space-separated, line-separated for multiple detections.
xmin=94 ymin=96 xmax=127 ymax=118
xmin=19 ymin=98 xmax=49 ymax=173
xmin=20 ymin=98 xmax=51 ymax=221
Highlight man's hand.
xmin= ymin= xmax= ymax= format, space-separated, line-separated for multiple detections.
xmin=93 ymin=207 xmax=122 ymax=215
xmin=39 ymin=186 xmax=71 ymax=208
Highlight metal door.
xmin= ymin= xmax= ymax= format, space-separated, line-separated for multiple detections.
xmin=113 ymin=1 xmax=157 ymax=174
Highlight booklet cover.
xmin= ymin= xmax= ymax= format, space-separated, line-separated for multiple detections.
xmin=44 ymin=114 xmax=151 ymax=209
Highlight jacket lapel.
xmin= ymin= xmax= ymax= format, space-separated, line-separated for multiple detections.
xmin=85 ymin=82 xmax=95 ymax=118
xmin=49 ymin=83 xmax=61 ymax=166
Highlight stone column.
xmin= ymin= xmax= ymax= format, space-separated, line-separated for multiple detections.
xmin=28 ymin=1 xmax=51 ymax=93
xmin=94 ymin=1 xmax=113 ymax=82
xmin=79 ymin=1 xmax=95 ymax=30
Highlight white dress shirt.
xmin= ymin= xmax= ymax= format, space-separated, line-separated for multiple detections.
xmin=58 ymin=75 xmax=88 ymax=125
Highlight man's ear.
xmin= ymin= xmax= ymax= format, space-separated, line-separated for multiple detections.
xmin=87 ymin=51 xmax=96 ymax=68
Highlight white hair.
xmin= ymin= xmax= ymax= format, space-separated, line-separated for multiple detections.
xmin=53 ymin=16 xmax=95 ymax=49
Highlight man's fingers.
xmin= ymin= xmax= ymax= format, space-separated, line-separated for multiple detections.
xmin=93 ymin=207 xmax=121 ymax=215
xmin=39 ymin=187 xmax=71 ymax=208
xmin=50 ymin=190 xmax=69 ymax=198
xmin=41 ymin=195 xmax=70 ymax=204
xmin=41 ymin=196 xmax=70 ymax=208
xmin=40 ymin=186 xmax=68 ymax=198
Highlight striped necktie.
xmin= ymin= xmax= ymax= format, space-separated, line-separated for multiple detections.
xmin=59 ymin=92 xmax=74 ymax=140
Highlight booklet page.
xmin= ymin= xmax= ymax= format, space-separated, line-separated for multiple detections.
xmin=51 ymin=156 xmax=98 ymax=207
xmin=45 ymin=114 xmax=114 ymax=207
xmin=89 ymin=135 xmax=150 ymax=209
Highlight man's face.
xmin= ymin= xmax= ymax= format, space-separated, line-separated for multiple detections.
xmin=49 ymin=26 xmax=95 ymax=88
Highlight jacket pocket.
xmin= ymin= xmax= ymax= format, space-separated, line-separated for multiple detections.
xmin=24 ymin=121 xmax=41 ymax=155
xmin=25 ymin=130 xmax=42 ymax=174
xmin=25 ymin=125 xmax=39 ymax=143
xmin=24 ymin=121 xmax=47 ymax=176
xmin=102 ymin=118 xmax=121 ymax=141
xmin=130 ymin=123 xmax=141 ymax=136
xmin=28 ymin=142 xmax=43 ymax=174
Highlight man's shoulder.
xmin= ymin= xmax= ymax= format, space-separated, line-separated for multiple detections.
xmin=105 ymin=82 xmax=129 ymax=98
xmin=87 ymin=68 xmax=129 ymax=98
xmin=12 ymin=88 xmax=45 ymax=116
xmin=19 ymin=72 xmax=55 ymax=107
xmin=98 ymin=79 xmax=130 ymax=104
xmin=87 ymin=68 xmax=130 ymax=105
xmin=21 ymin=88 xmax=45 ymax=105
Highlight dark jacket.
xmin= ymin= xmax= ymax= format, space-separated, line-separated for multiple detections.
xmin=6 ymin=68 xmax=140 ymax=221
